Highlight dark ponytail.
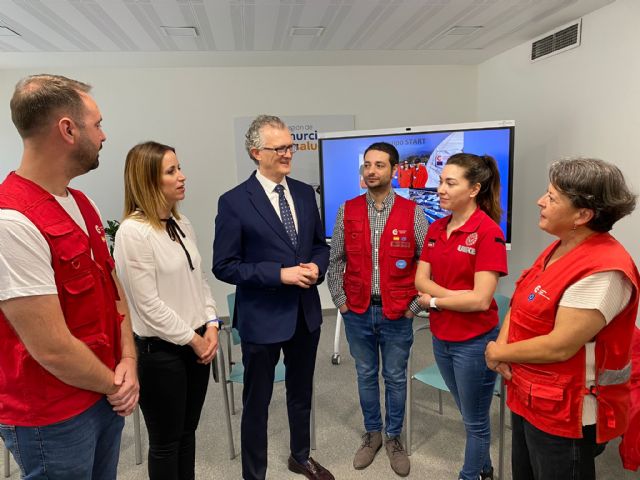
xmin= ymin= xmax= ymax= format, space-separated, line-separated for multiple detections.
xmin=446 ymin=153 xmax=502 ymax=224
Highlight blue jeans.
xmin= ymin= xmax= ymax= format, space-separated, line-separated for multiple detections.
xmin=432 ymin=327 xmax=498 ymax=480
xmin=343 ymin=306 xmax=413 ymax=437
xmin=0 ymin=397 xmax=124 ymax=480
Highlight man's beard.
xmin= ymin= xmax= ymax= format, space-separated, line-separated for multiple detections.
xmin=71 ymin=135 xmax=100 ymax=175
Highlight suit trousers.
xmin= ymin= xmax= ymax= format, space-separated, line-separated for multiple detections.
xmin=240 ymin=306 xmax=321 ymax=480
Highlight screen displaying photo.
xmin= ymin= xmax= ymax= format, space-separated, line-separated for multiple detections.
xmin=319 ymin=121 xmax=514 ymax=244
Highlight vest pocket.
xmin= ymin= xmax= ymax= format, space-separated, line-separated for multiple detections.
xmin=512 ymin=366 xmax=573 ymax=420
xmin=388 ymin=253 xmax=413 ymax=277
xmin=60 ymin=273 xmax=99 ymax=334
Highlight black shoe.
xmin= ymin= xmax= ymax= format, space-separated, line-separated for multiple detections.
xmin=287 ymin=455 xmax=335 ymax=480
xmin=480 ymin=466 xmax=494 ymax=480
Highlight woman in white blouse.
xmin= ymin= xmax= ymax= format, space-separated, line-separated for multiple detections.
xmin=114 ymin=141 xmax=219 ymax=480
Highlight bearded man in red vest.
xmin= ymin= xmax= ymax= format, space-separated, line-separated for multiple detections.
xmin=327 ymin=142 xmax=428 ymax=477
xmin=0 ymin=74 xmax=138 ymax=480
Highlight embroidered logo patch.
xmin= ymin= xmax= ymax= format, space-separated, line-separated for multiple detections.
xmin=466 ymin=232 xmax=478 ymax=246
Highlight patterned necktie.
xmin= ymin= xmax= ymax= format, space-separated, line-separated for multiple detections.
xmin=274 ymin=184 xmax=298 ymax=248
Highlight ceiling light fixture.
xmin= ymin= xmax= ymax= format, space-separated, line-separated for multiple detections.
xmin=289 ymin=26 xmax=325 ymax=37
xmin=444 ymin=26 xmax=483 ymax=36
xmin=0 ymin=26 xmax=20 ymax=37
xmin=160 ymin=26 xmax=199 ymax=37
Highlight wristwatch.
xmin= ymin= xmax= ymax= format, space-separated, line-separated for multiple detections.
xmin=429 ymin=297 xmax=440 ymax=311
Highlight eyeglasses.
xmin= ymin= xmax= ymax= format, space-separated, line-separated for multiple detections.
xmin=261 ymin=144 xmax=299 ymax=155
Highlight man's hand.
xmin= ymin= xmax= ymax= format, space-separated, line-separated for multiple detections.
xmin=404 ymin=309 xmax=415 ymax=319
xmin=299 ymin=262 xmax=320 ymax=285
xmin=280 ymin=266 xmax=315 ymax=288
xmin=338 ymin=304 xmax=349 ymax=315
xmin=107 ymin=356 xmax=139 ymax=417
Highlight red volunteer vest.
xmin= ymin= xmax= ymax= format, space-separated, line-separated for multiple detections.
xmin=507 ymin=233 xmax=640 ymax=443
xmin=343 ymin=194 xmax=417 ymax=320
xmin=0 ymin=172 xmax=122 ymax=426
xmin=619 ymin=327 xmax=640 ymax=471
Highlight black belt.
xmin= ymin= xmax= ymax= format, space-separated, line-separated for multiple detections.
xmin=370 ymin=294 xmax=382 ymax=306
xmin=134 ymin=325 xmax=207 ymax=354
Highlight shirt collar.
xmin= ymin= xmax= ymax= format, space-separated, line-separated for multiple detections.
xmin=453 ymin=207 xmax=484 ymax=233
xmin=255 ymin=169 xmax=289 ymax=194
xmin=365 ymin=189 xmax=395 ymax=208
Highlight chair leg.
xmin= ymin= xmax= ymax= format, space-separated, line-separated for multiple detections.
xmin=498 ymin=379 xmax=506 ymax=480
xmin=133 ymin=405 xmax=143 ymax=465
xmin=438 ymin=390 xmax=443 ymax=415
xmin=406 ymin=380 xmax=413 ymax=455
xmin=310 ymin=383 xmax=317 ymax=451
xmin=3 ymin=443 xmax=10 ymax=478
xmin=216 ymin=348 xmax=236 ymax=460
xmin=332 ymin=311 xmax=343 ymax=365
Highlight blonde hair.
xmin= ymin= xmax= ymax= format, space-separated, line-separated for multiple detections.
xmin=123 ymin=141 xmax=180 ymax=229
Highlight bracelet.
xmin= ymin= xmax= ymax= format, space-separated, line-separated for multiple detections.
xmin=205 ymin=319 xmax=221 ymax=329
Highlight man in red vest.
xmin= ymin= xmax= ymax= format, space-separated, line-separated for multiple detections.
xmin=327 ymin=142 xmax=428 ymax=477
xmin=0 ymin=74 xmax=139 ymax=480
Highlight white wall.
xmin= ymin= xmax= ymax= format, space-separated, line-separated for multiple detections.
xmin=477 ymin=0 xmax=640 ymax=292
xmin=0 ymin=65 xmax=477 ymax=315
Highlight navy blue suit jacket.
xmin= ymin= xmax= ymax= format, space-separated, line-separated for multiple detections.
xmin=212 ymin=172 xmax=330 ymax=344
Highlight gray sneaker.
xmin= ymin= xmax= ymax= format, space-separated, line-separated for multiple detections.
xmin=385 ymin=436 xmax=410 ymax=477
xmin=353 ymin=431 xmax=382 ymax=469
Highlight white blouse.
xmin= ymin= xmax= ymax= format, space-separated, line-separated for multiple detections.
xmin=114 ymin=213 xmax=217 ymax=345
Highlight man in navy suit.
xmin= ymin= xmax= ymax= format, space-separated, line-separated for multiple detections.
xmin=213 ymin=115 xmax=333 ymax=480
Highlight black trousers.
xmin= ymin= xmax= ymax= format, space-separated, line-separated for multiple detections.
xmin=511 ymin=412 xmax=606 ymax=480
xmin=135 ymin=336 xmax=210 ymax=480
xmin=240 ymin=309 xmax=321 ymax=480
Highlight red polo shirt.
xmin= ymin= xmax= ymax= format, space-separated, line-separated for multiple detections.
xmin=420 ymin=208 xmax=507 ymax=341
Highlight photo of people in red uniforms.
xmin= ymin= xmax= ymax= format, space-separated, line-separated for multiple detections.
xmin=411 ymin=161 xmax=428 ymax=188
xmin=398 ymin=160 xmax=413 ymax=188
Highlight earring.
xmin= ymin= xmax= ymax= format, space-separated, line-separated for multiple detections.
xmin=572 ymin=223 xmax=577 ymax=231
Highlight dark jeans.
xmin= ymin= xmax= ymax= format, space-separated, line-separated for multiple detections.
xmin=511 ymin=412 xmax=605 ymax=480
xmin=0 ymin=398 xmax=123 ymax=480
xmin=136 ymin=336 xmax=210 ymax=480
xmin=240 ymin=310 xmax=321 ymax=480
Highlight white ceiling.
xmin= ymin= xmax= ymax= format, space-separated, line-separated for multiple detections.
xmin=0 ymin=0 xmax=615 ymax=67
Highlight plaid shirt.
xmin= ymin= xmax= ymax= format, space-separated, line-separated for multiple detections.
xmin=327 ymin=190 xmax=429 ymax=315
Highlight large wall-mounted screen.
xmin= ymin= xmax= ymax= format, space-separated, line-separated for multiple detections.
xmin=319 ymin=120 xmax=514 ymax=246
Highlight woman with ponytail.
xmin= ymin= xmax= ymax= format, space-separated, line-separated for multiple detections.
xmin=415 ymin=153 xmax=508 ymax=480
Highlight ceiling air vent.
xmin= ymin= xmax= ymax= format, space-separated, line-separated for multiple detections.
xmin=531 ymin=19 xmax=581 ymax=62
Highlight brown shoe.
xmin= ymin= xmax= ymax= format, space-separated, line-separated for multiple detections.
xmin=353 ymin=431 xmax=383 ymax=469
xmin=385 ymin=436 xmax=410 ymax=477
xmin=287 ymin=455 xmax=335 ymax=480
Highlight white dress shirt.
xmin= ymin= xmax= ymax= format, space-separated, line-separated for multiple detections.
xmin=255 ymin=170 xmax=299 ymax=232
